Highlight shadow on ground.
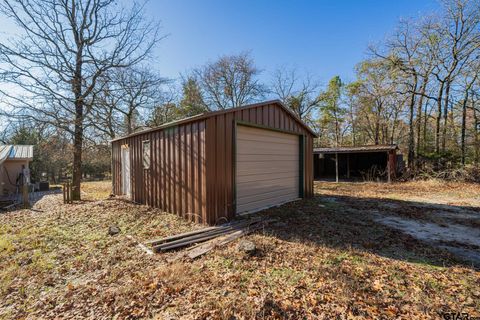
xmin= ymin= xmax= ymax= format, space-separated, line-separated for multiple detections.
xmin=0 ymin=189 xmax=62 ymax=212
xmin=257 ymin=193 xmax=480 ymax=270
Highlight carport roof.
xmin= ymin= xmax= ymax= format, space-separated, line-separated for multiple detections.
xmin=314 ymin=145 xmax=398 ymax=154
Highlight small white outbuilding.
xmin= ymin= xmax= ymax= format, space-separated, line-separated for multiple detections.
xmin=0 ymin=145 xmax=34 ymax=196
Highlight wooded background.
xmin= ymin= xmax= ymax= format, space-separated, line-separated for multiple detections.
xmin=1 ymin=0 xmax=479 ymax=197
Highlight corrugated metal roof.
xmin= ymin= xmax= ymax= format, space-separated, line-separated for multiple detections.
xmin=314 ymin=145 xmax=398 ymax=154
xmin=0 ymin=145 xmax=11 ymax=163
xmin=0 ymin=145 xmax=34 ymax=163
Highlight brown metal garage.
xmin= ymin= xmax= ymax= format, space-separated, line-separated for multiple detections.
xmin=111 ymin=100 xmax=316 ymax=225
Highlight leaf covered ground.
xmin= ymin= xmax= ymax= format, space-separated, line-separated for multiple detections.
xmin=0 ymin=180 xmax=479 ymax=319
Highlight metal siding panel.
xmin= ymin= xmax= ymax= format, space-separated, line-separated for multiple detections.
xmin=192 ymin=122 xmax=199 ymax=222
xmin=142 ymin=135 xmax=147 ymax=204
xmin=218 ymin=114 xmax=226 ymax=221
xmin=199 ymin=120 xmax=207 ymax=224
xmin=169 ymin=128 xmax=175 ymax=213
xmin=225 ymin=112 xmax=234 ymax=219
xmin=175 ymin=127 xmax=180 ymax=215
xmin=166 ymin=129 xmax=171 ymax=212
xmin=138 ymin=136 xmax=143 ymax=203
xmin=269 ymin=105 xmax=275 ymax=127
xmin=153 ymin=131 xmax=158 ymax=208
xmin=161 ymin=130 xmax=166 ymax=211
xmin=205 ymin=116 xmax=216 ymax=224
xmin=147 ymin=134 xmax=151 ymax=204
xmin=145 ymin=135 xmax=150 ymax=206
xmin=137 ymin=136 xmax=142 ymax=203
xmin=274 ymin=106 xmax=279 ymax=128
xmin=242 ymin=109 xmax=248 ymax=121
xmin=157 ymin=131 xmax=162 ymax=208
xmin=177 ymin=126 xmax=182 ymax=217
xmin=185 ymin=124 xmax=191 ymax=217
xmin=134 ymin=136 xmax=138 ymax=203
xmin=256 ymin=107 xmax=262 ymax=125
xmin=249 ymin=108 xmax=256 ymax=123
xmin=262 ymin=106 xmax=268 ymax=127
xmin=182 ymin=126 xmax=187 ymax=217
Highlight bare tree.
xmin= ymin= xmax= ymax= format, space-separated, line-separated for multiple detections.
xmin=426 ymin=0 xmax=480 ymax=153
xmin=146 ymin=84 xmax=180 ymax=127
xmin=370 ymin=18 xmax=435 ymax=168
xmin=193 ymin=52 xmax=266 ymax=110
xmin=354 ymin=59 xmax=399 ymax=145
xmin=459 ymin=60 xmax=479 ymax=165
xmin=271 ymin=67 xmax=322 ymax=121
xmin=0 ymin=0 xmax=161 ymax=199
xmin=90 ymin=66 xmax=168 ymax=138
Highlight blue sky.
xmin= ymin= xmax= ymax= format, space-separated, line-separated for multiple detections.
xmin=147 ymin=0 xmax=440 ymax=84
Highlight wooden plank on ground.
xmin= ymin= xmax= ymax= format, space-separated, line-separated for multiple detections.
xmin=145 ymin=226 xmax=220 ymax=246
xmin=186 ymin=221 xmax=269 ymax=259
xmin=148 ymin=218 xmax=262 ymax=248
xmin=154 ymin=227 xmax=241 ymax=252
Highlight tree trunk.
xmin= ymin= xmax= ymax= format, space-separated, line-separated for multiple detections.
xmin=423 ymin=101 xmax=429 ymax=152
xmin=461 ymin=92 xmax=468 ymax=166
xmin=442 ymin=80 xmax=451 ymax=153
xmin=435 ymin=81 xmax=444 ymax=154
xmin=461 ymin=76 xmax=477 ymax=165
xmin=374 ymin=112 xmax=380 ymax=145
xmin=72 ymin=49 xmax=84 ymax=201
xmin=416 ymin=76 xmax=428 ymax=156
xmin=474 ymin=107 xmax=479 ymax=165
xmin=407 ymin=77 xmax=417 ymax=169
xmin=72 ymin=102 xmax=84 ymax=200
xmin=351 ymin=107 xmax=356 ymax=146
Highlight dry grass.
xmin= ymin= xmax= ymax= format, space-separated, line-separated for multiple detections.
xmin=0 ymin=180 xmax=479 ymax=319
xmin=81 ymin=181 xmax=113 ymax=201
xmin=317 ymin=179 xmax=480 ymax=206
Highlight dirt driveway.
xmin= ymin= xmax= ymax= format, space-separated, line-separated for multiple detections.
xmin=315 ymin=180 xmax=480 ymax=267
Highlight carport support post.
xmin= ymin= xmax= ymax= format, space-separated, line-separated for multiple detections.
xmin=335 ymin=152 xmax=339 ymax=183
xmin=346 ymin=153 xmax=350 ymax=179
xmin=387 ymin=152 xmax=391 ymax=183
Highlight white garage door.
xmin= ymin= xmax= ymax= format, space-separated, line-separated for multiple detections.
xmin=236 ymin=125 xmax=300 ymax=214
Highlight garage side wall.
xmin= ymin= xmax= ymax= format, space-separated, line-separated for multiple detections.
xmin=112 ymin=121 xmax=208 ymax=223
xmin=205 ymin=103 xmax=314 ymax=225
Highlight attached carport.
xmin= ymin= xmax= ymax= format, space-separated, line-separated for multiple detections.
xmin=313 ymin=145 xmax=401 ymax=182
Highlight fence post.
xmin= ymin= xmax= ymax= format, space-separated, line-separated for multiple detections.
xmin=22 ymin=184 xmax=30 ymax=209
xmin=67 ymin=182 xmax=70 ymax=204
